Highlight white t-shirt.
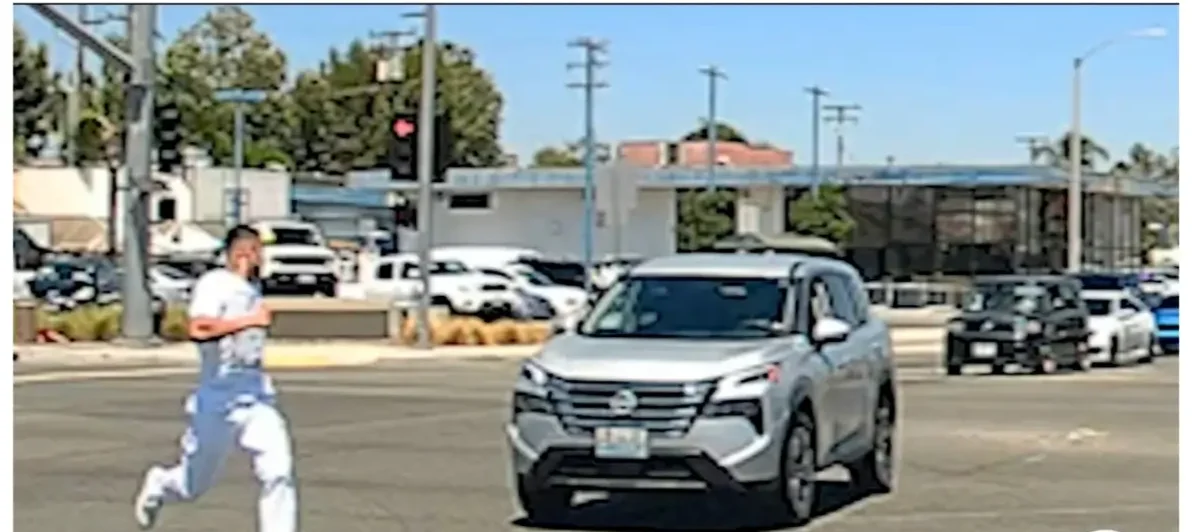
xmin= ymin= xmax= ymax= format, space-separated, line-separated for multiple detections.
xmin=188 ymin=269 xmax=274 ymax=402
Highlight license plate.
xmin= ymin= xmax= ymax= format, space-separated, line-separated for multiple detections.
xmin=972 ymin=342 xmax=998 ymax=358
xmin=594 ymin=427 xmax=648 ymax=459
xmin=298 ymin=274 xmax=316 ymax=284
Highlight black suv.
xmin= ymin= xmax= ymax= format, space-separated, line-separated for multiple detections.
xmin=944 ymin=275 xmax=1090 ymax=375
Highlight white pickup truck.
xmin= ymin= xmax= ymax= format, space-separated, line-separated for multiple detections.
xmin=252 ymin=220 xmax=339 ymax=296
xmin=362 ymin=254 xmax=521 ymax=317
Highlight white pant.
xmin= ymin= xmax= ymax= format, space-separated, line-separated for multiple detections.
xmin=148 ymin=392 xmax=297 ymax=532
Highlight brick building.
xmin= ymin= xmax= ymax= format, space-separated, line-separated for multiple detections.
xmin=616 ymin=140 xmax=793 ymax=168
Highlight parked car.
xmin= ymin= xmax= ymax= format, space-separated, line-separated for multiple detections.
xmin=508 ymin=253 xmax=896 ymax=526
xmin=1152 ymin=294 xmax=1179 ymax=354
xmin=514 ymin=257 xmax=588 ymax=289
xmin=1080 ymin=289 xmax=1156 ymax=366
xmin=149 ymin=264 xmax=195 ymax=303
xmin=477 ymin=265 xmax=587 ymax=320
xmin=362 ymin=254 xmax=520 ymax=319
xmin=944 ymin=275 xmax=1090 ymax=375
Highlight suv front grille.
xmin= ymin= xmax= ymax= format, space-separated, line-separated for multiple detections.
xmin=964 ymin=319 xmax=1015 ymax=333
xmin=546 ymin=378 xmax=716 ymax=438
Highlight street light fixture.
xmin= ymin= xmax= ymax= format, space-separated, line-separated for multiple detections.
xmin=215 ymin=88 xmax=268 ymax=225
xmin=1066 ymin=26 xmax=1165 ymax=273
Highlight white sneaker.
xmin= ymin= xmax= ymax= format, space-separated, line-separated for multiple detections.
xmin=133 ymin=467 xmax=165 ymax=530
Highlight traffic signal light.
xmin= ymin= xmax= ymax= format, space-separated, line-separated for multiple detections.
xmin=156 ymin=100 xmax=183 ymax=173
xmin=387 ymin=112 xmax=452 ymax=182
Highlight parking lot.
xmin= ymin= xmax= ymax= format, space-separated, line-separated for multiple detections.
xmin=15 ymin=356 xmax=1177 ymax=532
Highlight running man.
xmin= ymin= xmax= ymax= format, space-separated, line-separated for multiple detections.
xmin=134 ymin=225 xmax=297 ymax=532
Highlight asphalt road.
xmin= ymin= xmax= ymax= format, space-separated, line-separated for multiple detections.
xmin=15 ymin=356 xmax=1177 ymax=532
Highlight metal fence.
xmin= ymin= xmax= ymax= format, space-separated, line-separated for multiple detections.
xmin=840 ymin=185 xmax=1144 ymax=281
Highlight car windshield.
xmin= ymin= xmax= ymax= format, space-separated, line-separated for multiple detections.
xmin=964 ymin=282 xmax=1047 ymax=314
xmin=1083 ymin=299 xmax=1112 ymax=316
xmin=1077 ymin=274 xmax=1136 ymax=291
xmin=579 ymin=276 xmax=786 ymax=339
xmin=518 ymin=269 xmax=554 ymax=287
xmin=1158 ymin=295 xmax=1179 ymax=310
xmin=269 ymin=228 xmax=319 ymax=246
xmin=432 ymin=260 xmax=469 ymax=275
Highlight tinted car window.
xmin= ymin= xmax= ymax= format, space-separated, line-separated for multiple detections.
xmin=1158 ymin=295 xmax=1179 ymax=309
xmin=1083 ymin=299 xmax=1112 ymax=316
xmin=964 ymin=282 xmax=1047 ymax=314
xmin=825 ymin=273 xmax=864 ymax=327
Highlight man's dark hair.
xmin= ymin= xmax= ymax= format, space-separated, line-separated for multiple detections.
xmin=223 ymin=224 xmax=261 ymax=250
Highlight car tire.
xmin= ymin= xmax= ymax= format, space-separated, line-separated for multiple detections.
xmin=1140 ymin=336 xmax=1157 ymax=364
xmin=516 ymin=477 xmax=572 ymax=525
xmin=317 ymin=283 xmax=336 ymax=298
xmin=1108 ymin=338 xmax=1120 ymax=367
xmin=848 ymin=389 xmax=896 ymax=495
xmin=946 ymin=364 xmax=962 ymax=376
xmin=1033 ymin=354 xmax=1057 ymax=375
xmin=1069 ymin=346 xmax=1091 ymax=372
xmin=758 ymin=410 xmax=818 ymax=525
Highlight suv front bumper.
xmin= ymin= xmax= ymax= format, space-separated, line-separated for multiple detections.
xmin=506 ymin=415 xmax=781 ymax=493
xmin=945 ymin=334 xmax=1049 ymax=368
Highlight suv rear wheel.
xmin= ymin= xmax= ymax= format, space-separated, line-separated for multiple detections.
xmin=516 ymin=478 xmax=571 ymax=525
xmin=848 ymin=389 xmax=895 ymax=494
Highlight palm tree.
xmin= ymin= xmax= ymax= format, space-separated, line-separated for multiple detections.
xmin=1031 ymin=131 xmax=1110 ymax=172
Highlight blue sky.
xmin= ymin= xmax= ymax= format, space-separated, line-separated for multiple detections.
xmin=16 ymin=4 xmax=1178 ymax=166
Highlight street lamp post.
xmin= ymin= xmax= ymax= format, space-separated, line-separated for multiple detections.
xmin=215 ymin=88 xmax=267 ymax=225
xmin=1067 ymin=27 xmax=1165 ymax=273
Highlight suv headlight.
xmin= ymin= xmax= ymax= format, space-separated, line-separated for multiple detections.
xmin=519 ymin=361 xmax=549 ymax=387
xmin=947 ymin=320 xmax=965 ymax=334
xmin=702 ymin=399 xmax=764 ymax=434
xmin=513 ymin=362 xmax=553 ymax=419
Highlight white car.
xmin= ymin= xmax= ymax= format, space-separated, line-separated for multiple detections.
xmin=363 ymin=254 xmax=521 ymax=316
xmin=150 ymin=264 xmax=195 ymax=303
xmin=476 ymin=265 xmax=588 ymax=320
xmin=1081 ymin=290 xmax=1157 ymax=366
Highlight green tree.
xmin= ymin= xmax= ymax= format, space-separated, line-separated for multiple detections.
xmin=13 ymin=25 xmax=59 ymax=162
xmin=531 ymin=146 xmax=581 ymax=168
xmin=1031 ymin=131 xmax=1110 ymax=172
xmin=529 ymin=140 xmax=611 ymax=168
xmin=676 ymin=189 xmax=737 ymax=251
xmin=787 ymin=186 xmax=856 ymax=245
xmin=1111 ymin=143 xmax=1179 ymax=250
xmin=74 ymin=34 xmax=128 ymax=165
xmin=680 ymin=119 xmax=748 ymax=143
xmin=162 ymin=6 xmax=293 ymax=168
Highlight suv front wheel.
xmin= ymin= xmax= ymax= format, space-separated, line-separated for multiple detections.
xmin=756 ymin=410 xmax=818 ymax=525
xmin=848 ymin=389 xmax=895 ymax=494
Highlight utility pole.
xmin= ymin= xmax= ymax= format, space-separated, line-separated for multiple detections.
xmin=804 ymin=85 xmax=830 ymax=200
xmin=822 ymin=103 xmax=861 ymax=181
xmin=568 ymin=37 xmax=609 ymax=295
xmin=1015 ymin=134 xmax=1049 ymax=165
xmin=699 ymin=65 xmax=727 ymax=190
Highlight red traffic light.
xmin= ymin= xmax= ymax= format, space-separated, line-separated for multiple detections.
xmin=392 ymin=118 xmax=415 ymax=138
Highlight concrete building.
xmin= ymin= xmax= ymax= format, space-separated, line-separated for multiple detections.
xmin=288 ymin=164 xmax=1173 ymax=279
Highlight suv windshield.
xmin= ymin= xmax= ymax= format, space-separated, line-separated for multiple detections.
xmin=270 ymin=228 xmax=319 ymax=246
xmin=964 ymin=282 xmax=1047 ymax=314
xmin=579 ymin=276 xmax=786 ymax=339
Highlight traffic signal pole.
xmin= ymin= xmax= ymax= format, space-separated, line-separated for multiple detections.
xmin=414 ymin=5 xmax=437 ymax=349
xmin=31 ymin=3 xmax=157 ymax=343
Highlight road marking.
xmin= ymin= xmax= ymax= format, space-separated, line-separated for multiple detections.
xmin=14 ymin=366 xmax=195 ymax=385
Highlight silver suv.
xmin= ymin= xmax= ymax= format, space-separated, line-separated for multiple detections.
xmin=506 ymin=253 xmax=897 ymax=525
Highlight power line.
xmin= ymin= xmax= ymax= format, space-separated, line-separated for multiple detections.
xmin=1015 ymin=134 xmax=1050 ymax=166
xmin=698 ymin=65 xmax=727 ymax=190
xmin=567 ymin=37 xmax=608 ymax=295
xmin=823 ymin=103 xmax=861 ymax=181
xmin=803 ymin=85 xmax=830 ymax=200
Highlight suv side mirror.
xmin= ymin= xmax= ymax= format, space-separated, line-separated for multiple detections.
xmin=811 ymin=317 xmax=851 ymax=344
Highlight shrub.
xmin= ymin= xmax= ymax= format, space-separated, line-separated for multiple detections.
xmin=35 ymin=304 xmax=187 ymax=342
